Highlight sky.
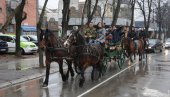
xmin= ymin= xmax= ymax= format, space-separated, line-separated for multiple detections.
xmin=39 ymin=0 xmax=85 ymax=9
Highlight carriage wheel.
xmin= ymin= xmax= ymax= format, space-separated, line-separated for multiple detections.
xmin=117 ymin=50 xmax=125 ymax=69
xmin=102 ymin=57 xmax=108 ymax=75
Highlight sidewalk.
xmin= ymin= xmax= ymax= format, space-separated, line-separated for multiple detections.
xmin=0 ymin=54 xmax=60 ymax=88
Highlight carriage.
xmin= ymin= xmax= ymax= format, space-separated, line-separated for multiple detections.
xmin=102 ymin=40 xmax=125 ymax=73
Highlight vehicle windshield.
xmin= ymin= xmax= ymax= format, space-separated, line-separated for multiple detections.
xmin=29 ymin=36 xmax=37 ymax=41
xmin=20 ymin=37 xmax=28 ymax=42
xmin=149 ymin=39 xmax=156 ymax=44
xmin=166 ymin=38 xmax=170 ymax=42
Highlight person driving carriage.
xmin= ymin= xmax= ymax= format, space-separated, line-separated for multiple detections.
xmin=84 ymin=22 xmax=97 ymax=43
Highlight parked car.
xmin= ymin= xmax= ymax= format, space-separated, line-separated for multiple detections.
xmin=0 ymin=34 xmax=38 ymax=54
xmin=164 ymin=38 xmax=170 ymax=49
xmin=22 ymin=35 xmax=38 ymax=46
xmin=146 ymin=39 xmax=163 ymax=53
xmin=0 ymin=40 xmax=8 ymax=54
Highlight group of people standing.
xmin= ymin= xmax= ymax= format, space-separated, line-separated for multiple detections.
xmin=83 ymin=21 xmax=148 ymax=47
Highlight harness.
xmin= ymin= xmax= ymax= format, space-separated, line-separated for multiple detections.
xmin=44 ymin=31 xmax=71 ymax=61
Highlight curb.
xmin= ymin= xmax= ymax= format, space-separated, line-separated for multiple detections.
xmin=0 ymin=67 xmax=65 ymax=89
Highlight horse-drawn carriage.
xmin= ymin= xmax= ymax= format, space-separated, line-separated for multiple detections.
xmin=40 ymin=28 xmax=146 ymax=87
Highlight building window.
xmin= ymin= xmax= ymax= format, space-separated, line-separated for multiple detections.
xmin=0 ymin=7 xmax=2 ymax=13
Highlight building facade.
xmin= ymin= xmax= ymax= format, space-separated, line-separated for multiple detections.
xmin=0 ymin=0 xmax=7 ymax=31
xmin=1 ymin=0 xmax=38 ymax=34
xmin=58 ymin=0 xmax=131 ymax=26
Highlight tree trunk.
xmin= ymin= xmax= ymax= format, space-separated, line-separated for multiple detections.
xmin=37 ymin=0 xmax=48 ymax=68
xmin=86 ymin=0 xmax=99 ymax=25
xmin=15 ymin=0 xmax=27 ymax=56
xmin=81 ymin=0 xmax=88 ymax=27
xmin=111 ymin=0 xmax=122 ymax=26
xmin=87 ymin=0 xmax=91 ymax=22
xmin=62 ymin=0 xmax=70 ymax=37
xmin=129 ymin=0 xmax=136 ymax=33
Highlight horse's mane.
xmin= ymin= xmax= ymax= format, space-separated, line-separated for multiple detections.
xmin=72 ymin=30 xmax=86 ymax=45
xmin=46 ymin=30 xmax=65 ymax=47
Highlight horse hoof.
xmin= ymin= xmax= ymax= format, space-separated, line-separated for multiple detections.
xmin=79 ymin=82 xmax=84 ymax=88
xmin=42 ymin=84 xmax=48 ymax=88
xmin=79 ymin=79 xmax=84 ymax=87
xmin=71 ymin=73 xmax=75 ymax=77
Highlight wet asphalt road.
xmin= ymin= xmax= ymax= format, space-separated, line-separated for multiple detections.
xmin=0 ymin=50 xmax=170 ymax=97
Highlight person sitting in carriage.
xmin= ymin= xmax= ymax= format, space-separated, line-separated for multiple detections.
xmin=95 ymin=22 xmax=107 ymax=46
xmin=84 ymin=22 xmax=97 ymax=44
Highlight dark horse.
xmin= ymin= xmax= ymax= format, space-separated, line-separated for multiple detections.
xmin=40 ymin=29 xmax=75 ymax=87
xmin=64 ymin=30 xmax=104 ymax=87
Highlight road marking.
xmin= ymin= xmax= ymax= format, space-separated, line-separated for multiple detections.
xmin=77 ymin=61 xmax=137 ymax=97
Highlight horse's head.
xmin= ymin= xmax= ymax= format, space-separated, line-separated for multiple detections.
xmin=40 ymin=29 xmax=58 ymax=48
xmin=64 ymin=30 xmax=85 ymax=48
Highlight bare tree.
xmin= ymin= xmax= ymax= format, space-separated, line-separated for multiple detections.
xmin=153 ymin=0 xmax=168 ymax=39
xmin=61 ymin=0 xmax=70 ymax=37
xmin=101 ymin=0 xmax=109 ymax=23
xmin=137 ymin=0 xmax=153 ymax=33
xmin=1 ymin=12 xmax=15 ymax=33
xmin=111 ymin=0 xmax=123 ymax=26
xmin=81 ymin=0 xmax=88 ymax=27
xmin=167 ymin=5 xmax=170 ymax=37
xmin=37 ymin=0 xmax=49 ymax=68
xmin=129 ymin=0 xmax=136 ymax=32
xmin=15 ymin=0 xmax=27 ymax=56
xmin=86 ymin=0 xmax=99 ymax=25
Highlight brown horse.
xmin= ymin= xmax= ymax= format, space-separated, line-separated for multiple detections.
xmin=136 ymin=38 xmax=145 ymax=61
xmin=64 ymin=30 xmax=104 ymax=87
xmin=40 ymin=29 xmax=75 ymax=87
xmin=122 ymin=37 xmax=136 ymax=62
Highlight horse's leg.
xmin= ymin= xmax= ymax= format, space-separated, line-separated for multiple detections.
xmin=79 ymin=66 xmax=86 ymax=87
xmin=67 ymin=60 xmax=75 ymax=78
xmin=91 ymin=65 xmax=95 ymax=81
xmin=58 ymin=60 xmax=66 ymax=81
xmin=139 ymin=51 xmax=141 ymax=61
xmin=130 ymin=53 xmax=133 ymax=63
xmin=43 ymin=60 xmax=51 ymax=87
xmin=134 ymin=51 xmax=136 ymax=60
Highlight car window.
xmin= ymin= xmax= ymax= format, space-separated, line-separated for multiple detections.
xmin=149 ymin=39 xmax=156 ymax=44
xmin=0 ymin=36 xmax=13 ymax=42
xmin=29 ymin=36 xmax=37 ymax=41
xmin=23 ymin=36 xmax=30 ymax=41
xmin=20 ymin=37 xmax=28 ymax=42
xmin=166 ymin=38 xmax=170 ymax=42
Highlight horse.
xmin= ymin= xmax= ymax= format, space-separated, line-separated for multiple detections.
xmin=122 ymin=37 xmax=136 ymax=62
xmin=135 ymin=38 xmax=145 ymax=61
xmin=39 ymin=29 xmax=75 ymax=87
xmin=64 ymin=30 xmax=104 ymax=87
